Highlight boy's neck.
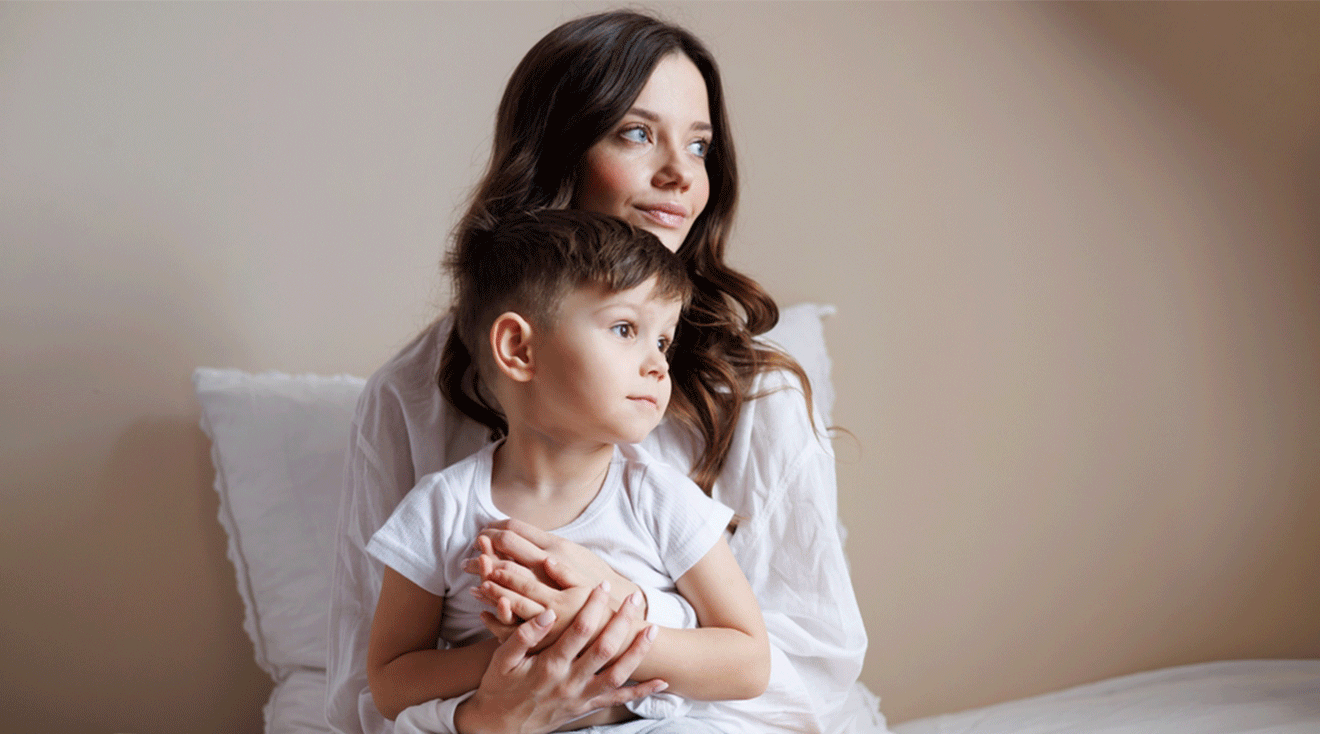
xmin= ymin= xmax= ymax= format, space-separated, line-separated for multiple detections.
xmin=490 ymin=427 xmax=616 ymax=530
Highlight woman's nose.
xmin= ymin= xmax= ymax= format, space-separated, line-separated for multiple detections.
xmin=652 ymin=142 xmax=694 ymax=191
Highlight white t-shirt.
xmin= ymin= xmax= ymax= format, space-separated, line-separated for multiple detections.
xmin=366 ymin=440 xmax=734 ymax=649
xmin=327 ymin=317 xmax=885 ymax=734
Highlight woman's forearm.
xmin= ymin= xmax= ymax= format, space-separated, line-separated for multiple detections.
xmin=369 ymin=638 xmax=499 ymax=721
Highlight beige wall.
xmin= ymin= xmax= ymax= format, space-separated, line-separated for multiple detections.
xmin=2 ymin=3 xmax=1318 ymax=733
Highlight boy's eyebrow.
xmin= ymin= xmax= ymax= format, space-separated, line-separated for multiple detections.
xmin=591 ymin=298 xmax=639 ymax=315
xmin=628 ymin=106 xmax=713 ymax=134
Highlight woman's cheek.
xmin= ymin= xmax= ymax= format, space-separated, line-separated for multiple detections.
xmin=578 ymin=155 xmax=635 ymax=218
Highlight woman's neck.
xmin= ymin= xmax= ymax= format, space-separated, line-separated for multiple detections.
xmin=489 ymin=426 xmax=615 ymax=530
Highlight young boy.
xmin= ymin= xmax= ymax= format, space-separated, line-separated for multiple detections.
xmin=364 ymin=211 xmax=770 ymax=733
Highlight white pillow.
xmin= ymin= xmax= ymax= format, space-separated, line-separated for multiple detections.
xmin=761 ymin=302 xmax=837 ymax=423
xmin=193 ymin=302 xmax=835 ymax=698
xmin=194 ymin=368 xmax=364 ymax=678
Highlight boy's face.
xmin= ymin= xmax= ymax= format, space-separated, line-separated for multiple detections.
xmin=527 ymin=276 xmax=681 ymax=447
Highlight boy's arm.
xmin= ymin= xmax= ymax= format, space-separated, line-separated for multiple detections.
xmin=367 ymin=565 xmax=499 ymax=721
xmin=631 ymin=537 xmax=771 ymax=700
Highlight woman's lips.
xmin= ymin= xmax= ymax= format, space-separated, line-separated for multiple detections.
xmin=636 ymin=203 xmax=688 ymax=228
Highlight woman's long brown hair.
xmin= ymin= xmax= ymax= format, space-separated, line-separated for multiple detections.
xmin=440 ymin=10 xmax=813 ymax=493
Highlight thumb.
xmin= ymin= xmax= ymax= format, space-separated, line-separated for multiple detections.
xmin=542 ymin=556 xmax=585 ymax=588
xmin=490 ymin=609 xmax=555 ymax=671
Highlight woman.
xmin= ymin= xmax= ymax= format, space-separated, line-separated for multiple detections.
xmin=327 ymin=10 xmax=876 ymax=734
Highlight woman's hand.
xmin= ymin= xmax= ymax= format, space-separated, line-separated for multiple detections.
xmin=453 ymin=583 xmax=667 ymax=734
xmin=465 ymin=519 xmax=644 ymax=620
xmin=479 ymin=586 xmax=645 ymax=652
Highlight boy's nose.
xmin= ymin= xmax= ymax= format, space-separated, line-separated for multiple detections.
xmin=643 ymin=350 xmax=669 ymax=378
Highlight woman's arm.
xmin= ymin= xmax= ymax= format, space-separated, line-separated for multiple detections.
xmin=476 ymin=535 xmax=769 ymax=700
xmin=367 ymin=566 xmax=498 ymax=720
xmin=455 ymin=584 xmax=669 ymax=732
xmin=716 ymin=376 xmax=869 ymax=728
xmin=328 ymin=366 xmax=426 ymax=734
xmin=369 ymin=567 xmax=669 ymax=730
xmin=630 ymin=537 xmax=770 ymax=700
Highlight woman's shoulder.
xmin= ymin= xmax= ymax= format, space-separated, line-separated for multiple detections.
xmin=361 ymin=316 xmax=453 ymax=407
xmin=353 ymin=317 xmax=452 ymax=433
xmin=352 ymin=316 xmax=483 ymax=464
xmin=744 ymin=365 xmax=826 ymax=437
xmin=703 ymin=365 xmax=835 ymax=522
xmin=739 ymin=366 xmax=833 ymax=462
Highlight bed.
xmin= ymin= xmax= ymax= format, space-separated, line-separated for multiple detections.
xmin=194 ymin=303 xmax=1320 ymax=734
xmin=892 ymin=659 xmax=1320 ymax=734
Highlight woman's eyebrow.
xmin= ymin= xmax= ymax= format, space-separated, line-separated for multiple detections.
xmin=628 ymin=106 xmax=713 ymax=134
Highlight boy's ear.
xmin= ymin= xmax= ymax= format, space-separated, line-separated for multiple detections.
xmin=489 ymin=312 xmax=536 ymax=382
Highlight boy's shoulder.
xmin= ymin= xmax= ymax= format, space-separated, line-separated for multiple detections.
xmin=615 ymin=442 xmax=717 ymax=512
xmin=403 ymin=441 xmax=494 ymax=510
xmin=616 ymin=442 xmax=690 ymax=484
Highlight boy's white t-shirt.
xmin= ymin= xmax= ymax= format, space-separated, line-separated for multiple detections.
xmin=366 ymin=440 xmax=734 ymax=650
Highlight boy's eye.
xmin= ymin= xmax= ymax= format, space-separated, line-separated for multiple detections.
xmin=611 ymin=322 xmax=636 ymax=339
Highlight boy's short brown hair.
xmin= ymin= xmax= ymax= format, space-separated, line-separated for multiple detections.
xmin=442 ymin=209 xmax=691 ymax=437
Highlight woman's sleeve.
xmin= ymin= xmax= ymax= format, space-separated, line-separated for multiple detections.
xmin=327 ymin=378 xmax=418 ymax=734
xmin=737 ymin=445 xmax=868 ymax=723
xmin=694 ymin=377 xmax=869 ymax=733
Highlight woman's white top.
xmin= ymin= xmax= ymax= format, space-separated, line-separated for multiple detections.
xmin=327 ymin=317 xmax=875 ymax=734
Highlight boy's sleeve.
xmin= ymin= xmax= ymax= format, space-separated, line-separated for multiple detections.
xmin=365 ymin=477 xmax=450 ymax=598
xmin=639 ymin=462 xmax=735 ymax=583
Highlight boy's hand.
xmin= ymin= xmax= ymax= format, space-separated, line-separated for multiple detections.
xmin=467 ymin=519 xmax=643 ymax=610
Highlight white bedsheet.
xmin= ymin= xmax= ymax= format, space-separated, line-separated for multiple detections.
xmin=892 ymin=659 xmax=1320 ymax=734
xmin=270 ymin=659 xmax=1319 ymax=734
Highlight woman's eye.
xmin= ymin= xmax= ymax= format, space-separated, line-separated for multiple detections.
xmin=657 ymin=336 xmax=671 ymax=353
xmin=611 ymin=323 xmax=635 ymax=339
xmin=621 ymin=126 xmax=650 ymax=144
xmin=688 ymin=138 xmax=710 ymax=159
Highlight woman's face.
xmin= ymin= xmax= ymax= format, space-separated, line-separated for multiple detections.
xmin=575 ymin=53 xmax=712 ymax=253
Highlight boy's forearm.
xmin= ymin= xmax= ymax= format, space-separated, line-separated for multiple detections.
xmin=632 ymin=626 xmax=770 ymax=700
xmin=370 ymin=638 xmax=500 ymax=721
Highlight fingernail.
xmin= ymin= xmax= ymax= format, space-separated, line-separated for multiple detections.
xmin=654 ymin=680 xmax=668 ymax=692
xmin=599 ymin=580 xmax=611 ymax=593
xmin=645 ymin=625 xmax=658 ymax=641
xmin=626 ymin=592 xmax=642 ymax=607
xmin=535 ymin=609 xmax=556 ymax=626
